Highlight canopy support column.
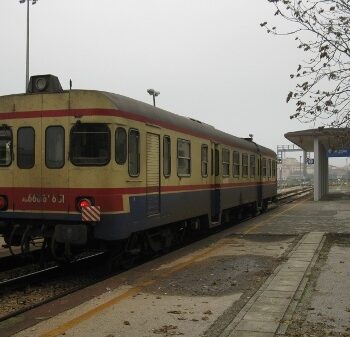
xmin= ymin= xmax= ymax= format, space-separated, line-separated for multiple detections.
xmin=314 ymin=137 xmax=328 ymax=201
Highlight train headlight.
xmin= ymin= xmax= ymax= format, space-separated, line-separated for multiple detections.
xmin=76 ymin=197 xmax=93 ymax=212
xmin=0 ymin=196 xmax=8 ymax=211
xmin=35 ymin=77 xmax=48 ymax=91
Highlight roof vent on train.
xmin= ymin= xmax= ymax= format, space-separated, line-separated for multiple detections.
xmin=27 ymin=74 xmax=63 ymax=94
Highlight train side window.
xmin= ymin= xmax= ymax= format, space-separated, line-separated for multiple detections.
xmin=250 ymin=155 xmax=255 ymax=178
xmin=268 ymin=159 xmax=272 ymax=177
xmin=70 ymin=123 xmax=110 ymax=166
xmin=163 ymin=136 xmax=171 ymax=177
xmin=177 ymin=139 xmax=191 ymax=176
xmin=242 ymin=153 xmax=248 ymax=177
xmin=211 ymin=148 xmax=213 ymax=176
xmin=45 ymin=126 xmax=64 ymax=169
xmin=0 ymin=127 xmax=12 ymax=167
xmin=215 ymin=148 xmax=219 ymax=176
xmin=128 ymin=129 xmax=140 ymax=177
xmin=115 ymin=127 xmax=127 ymax=165
xmin=222 ymin=148 xmax=230 ymax=177
xmin=262 ymin=158 xmax=267 ymax=177
xmin=233 ymin=151 xmax=240 ymax=177
xmin=272 ymin=160 xmax=276 ymax=177
xmin=17 ymin=127 xmax=35 ymax=169
xmin=201 ymin=145 xmax=208 ymax=177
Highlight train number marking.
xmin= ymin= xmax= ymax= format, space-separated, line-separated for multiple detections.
xmin=21 ymin=194 xmax=65 ymax=204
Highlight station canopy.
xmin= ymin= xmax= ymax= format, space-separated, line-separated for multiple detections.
xmin=285 ymin=128 xmax=350 ymax=155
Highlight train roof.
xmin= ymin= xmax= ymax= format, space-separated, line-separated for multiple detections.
xmin=0 ymin=88 xmax=275 ymax=157
xmin=102 ymin=91 xmax=276 ymax=157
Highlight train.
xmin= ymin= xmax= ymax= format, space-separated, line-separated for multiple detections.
xmin=0 ymin=74 xmax=277 ymax=261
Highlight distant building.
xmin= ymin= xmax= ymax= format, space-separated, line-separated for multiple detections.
xmin=278 ymin=157 xmax=349 ymax=185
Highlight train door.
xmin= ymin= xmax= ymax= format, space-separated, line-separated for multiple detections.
xmin=146 ymin=132 xmax=160 ymax=215
xmin=211 ymin=143 xmax=220 ymax=223
xmin=41 ymin=118 xmax=69 ymax=218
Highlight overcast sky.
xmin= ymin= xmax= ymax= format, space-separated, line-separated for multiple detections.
xmin=1 ymin=0 xmax=345 ymax=165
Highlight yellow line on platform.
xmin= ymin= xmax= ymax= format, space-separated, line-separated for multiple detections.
xmin=38 ymin=239 xmax=225 ymax=337
xmin=38 ymin=283 xmax=151 ymax=337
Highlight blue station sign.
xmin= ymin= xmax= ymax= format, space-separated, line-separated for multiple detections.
xmin=327 ymin=149 xmax=350 ymax=157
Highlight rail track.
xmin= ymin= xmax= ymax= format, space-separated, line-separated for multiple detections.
xmin=276 ymin=186 xmax=313 ymax=203
xmin=0 ymin=187 xmax=313 ymax=323
xmin=0 ymin=251 xmax=107 ymax=322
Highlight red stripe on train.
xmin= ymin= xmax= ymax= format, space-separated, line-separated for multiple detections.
xmin=0 ymin=182 xmax=276 ymax=212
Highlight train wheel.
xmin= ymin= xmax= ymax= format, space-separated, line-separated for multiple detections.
xmin=50 ymin=238 xmax=71 ymax=263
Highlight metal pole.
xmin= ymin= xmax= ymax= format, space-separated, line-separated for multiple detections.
xmin=153 ymin=94 xmax=156 ymax=107
xmin=25 ymin=0 xmax=30 ymax=92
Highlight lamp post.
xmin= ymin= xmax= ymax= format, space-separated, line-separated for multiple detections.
xmin=19 ymin=0 xmax=38 ymax=92
xmin=147 ymin=89 xmax=160 ymax=107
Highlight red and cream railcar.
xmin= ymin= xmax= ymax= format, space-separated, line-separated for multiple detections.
xmin=0 ymin=75 xmax=277 ymax=258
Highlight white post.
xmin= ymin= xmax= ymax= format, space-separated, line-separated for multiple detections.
xmin=314 ymin=137 xmax=321 ymax=201
xmin=26 ymin=0 xmax=30 ymax=91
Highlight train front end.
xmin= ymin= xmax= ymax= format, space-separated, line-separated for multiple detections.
xmin=0 ymin=75 xmax=120 ymax=260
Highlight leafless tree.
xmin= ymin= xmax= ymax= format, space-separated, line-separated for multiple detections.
xmin=262 ymin=0 xmax=350 ymax=127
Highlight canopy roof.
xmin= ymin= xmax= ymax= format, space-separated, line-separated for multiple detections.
xmin=285 ymin=128 xmax=350 ymax=152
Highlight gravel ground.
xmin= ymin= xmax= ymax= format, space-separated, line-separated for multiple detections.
xmin=0 ymin=260 xmax=106 ymax=319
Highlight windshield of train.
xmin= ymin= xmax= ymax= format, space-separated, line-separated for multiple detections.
xmin=70 ymin=123 xmax=110 ymax=166
xmin=0 ymin=127 xmax=12 ymax=166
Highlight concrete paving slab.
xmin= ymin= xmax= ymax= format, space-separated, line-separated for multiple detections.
xmin=254 ymin=296 xmax=291 ymax=307
xmin=235 ymin=319 xmax=280 ymax=333
xmin=271 ymin=275 xmax=303 ymax=283
xmin=283 ymin=260 xmax=310 ymax=268
xmin=243 ymin=311 xmax=281 ymax=322
xmin=258 ymin=290 xmax=294 ymax=299
xmin=229 ymin=331 xmax=274 ymax=337
xmin=265 ymin=284 xmax=299 ymax=292
xmin=249 ymin=302 xmax=289 ymax=313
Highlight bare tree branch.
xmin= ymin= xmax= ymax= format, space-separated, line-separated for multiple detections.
xmin=264 ymin=0 xmax=350 ymax=127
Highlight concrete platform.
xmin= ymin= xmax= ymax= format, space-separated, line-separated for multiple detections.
xmin=4 ymin=188 xmax=350 ymax=337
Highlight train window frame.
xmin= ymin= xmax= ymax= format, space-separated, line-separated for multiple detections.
xmin=268 ymin=159 xmax=272 ymax=177
xmin=250 ymin=155 xmax=255 ymax=178
xmin=45 ymin=126 xmax=65 ymax=169
xmin=128 ymin=129 xmax=140 ymax=177
xmin=211 ymin=148 xmax=213 ymax=176
xmin=115 ymin=127 xmax=127 ymax=165
xmin=177 ymin=138 xmax=191 ymax=177
xmin=233 ymin=151 xmax=240 ymax=177
xmin=201 ymin=144 xmax=208 ymax=177
xmin=70 ymin=123 xmax=111 ymax=167
xmin=0 ymin=126 xmax=13 ymax=167
xmin=262 ymin=158 xmax=267 ymax=177
xmin=17 ymin=127 xmax=35 ymax=169
xmin=222 ymin=148 xmax=230 ymax=177
xmin=242 ymin=153 xmax=249 ymax=177
xmin=163 ymin=135 xmax=171 ymax=178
